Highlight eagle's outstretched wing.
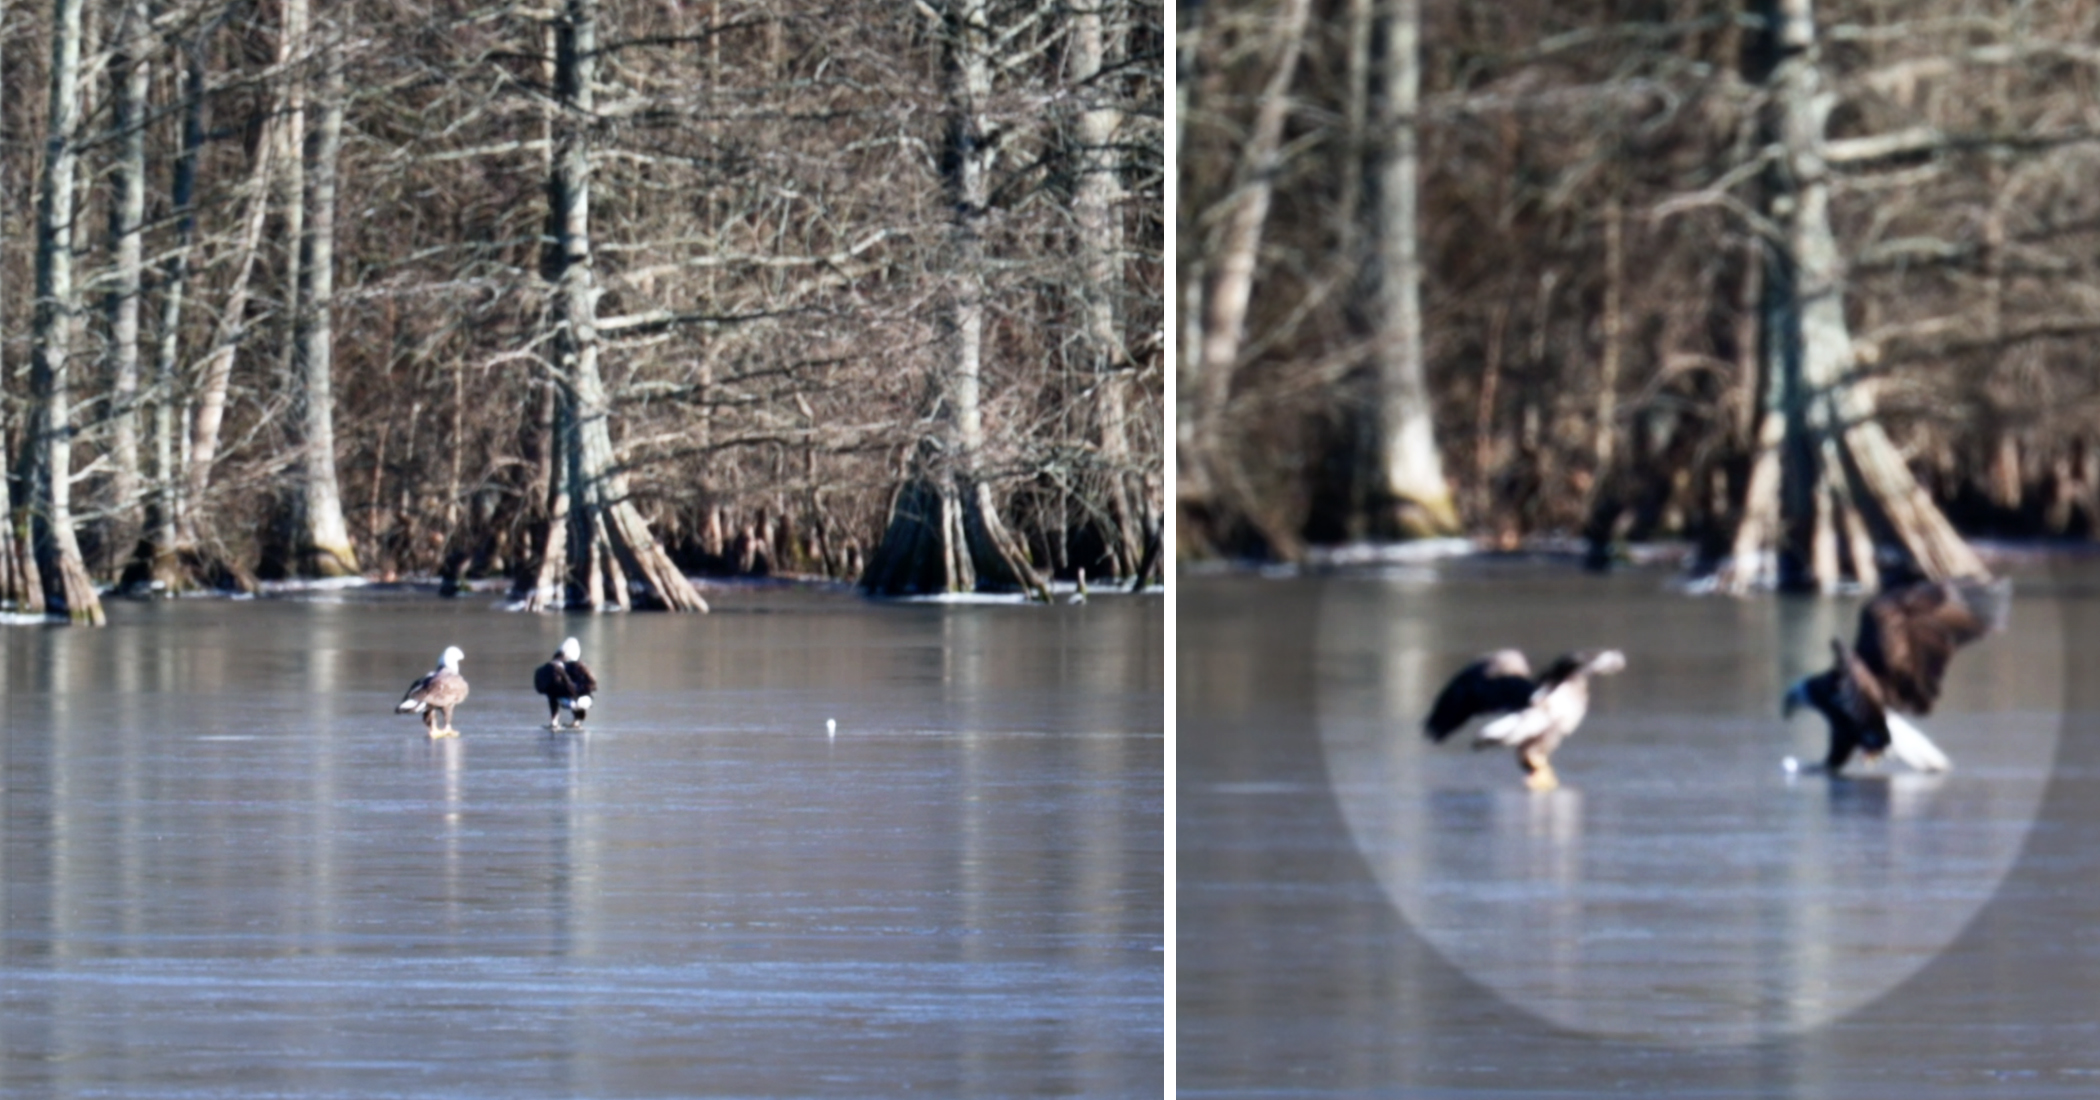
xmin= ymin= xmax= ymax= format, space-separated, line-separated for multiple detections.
xmin=1855 ymin=577 xmax=2009 ymax=715
xmin=1423 ymin=650 xmax=1536 ymax=742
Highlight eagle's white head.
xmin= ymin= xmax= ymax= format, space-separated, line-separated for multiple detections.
xmin=440 ymin=646 xmax=464 ymax=670
xmin=560 ymin=637 xmax=582 ymax=661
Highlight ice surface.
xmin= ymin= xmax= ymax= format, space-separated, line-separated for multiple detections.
xmin=0 ymin=587 xmax=1162 ymax=1097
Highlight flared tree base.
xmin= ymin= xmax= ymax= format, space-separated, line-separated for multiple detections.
xmin=861 ymin=476 xmax=1048 ymax=600
xmin=32 ymin=521 xmax=103 ymax=625
xmin=118 ymin=539 xmax=258 ymax=598
xmin=0 ymin=518 xmax=44 ymax=613
xmin=522 ymin=499 xmax=709 ymax=613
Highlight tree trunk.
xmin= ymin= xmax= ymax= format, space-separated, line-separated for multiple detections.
xmin=124 ymin=24 xmax=210 ymax=594
xmin=0 ymin=20 xmax=22 ymax=611
xmin=177 ymin=114 xmax=275 ymax=568
xmin=1069 ymin=0 xmax=1146 ymax=580
xmin=1717 ymin=299 xmax=1786 ymax=590
xmin=1592 ymin=198 xmax=1624 ymax=480
xmin=18 ymin=0 xmax=103 ymax=624
xmin=861 ymin=0 xmax=1048 ymax=599
xmin=1185 ymin=0 xmax=1313 ymax=560
xmin=0 ymin=421 xmax=46 ymax=613
xmin=1338 ymin=0 xmax=1372 ymax=254
xmin=1173 ymin=3 xmax=1206 ymax=555
xmin=289 ymin=25 xmax=359 ymax=577
xmin=524 ymin=0 xmax=707 ymax=613
xmin=275 ymin=0 xmax=309 ymax=399
xmin=1365 ymin=0 xmax=1459 ymax=538
xmin=1717 ymin=0 xmax=1986 ymax=592
xmin=104 ymin=0 xmax=150 ymax=556
xmin=156 ymin=20 xmax=278 ymax=594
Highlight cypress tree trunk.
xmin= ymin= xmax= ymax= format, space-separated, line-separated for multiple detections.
xmin=524 ymin=0 xmax=707 ymax=612
xmin=0 ymin=20 xmax=19 ymax=611
xmin=176 ymin=116 xmax=275 ymax=578
xmin=861 ymin=0 xmax=1047 ymax=599
xmin=290 ymin=26 xmax=359 ymax=577
xmin=1716 ymin=0 xmax=1986 ymax=592
xmin=1364 ymin=0 xmax=1459 ymax=538
xmin=0 ymin=422 xmax=46 ymax=613
xmin=124 ymin=24 xmax=209 ymax=593
xmin=1069 ymin=0 xmax=1145 ymax=580
xmin=275 ymin=0 xmax=309 ymax=397
xmin=1184 ymin=0 xmax=1313 ymax=560
xmin=18 ymin=0 xmax=103 ymax=624
xmin=104 ymin=0 xmax=150 ymax=556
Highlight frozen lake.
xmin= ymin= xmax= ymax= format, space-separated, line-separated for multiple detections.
xmin=1181 ymin=560 xmax=2100 ymax=1098
xmin=0 ymin=586 xmax=1162 ymax=1098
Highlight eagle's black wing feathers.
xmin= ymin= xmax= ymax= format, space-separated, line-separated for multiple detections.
xmin=1423 ymin=652 xmax=1536 ymax=742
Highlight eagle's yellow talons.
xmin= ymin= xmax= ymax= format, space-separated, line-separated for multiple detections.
xmin=1519 ymin=747 xmax=1559 ymax=791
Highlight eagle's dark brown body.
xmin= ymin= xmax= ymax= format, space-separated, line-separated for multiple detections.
xmin=534 ymin=637 xmax=598 ymax=729
xmin=398 ymin=646 xmax=469 ymax=737
xmin=1785 ymin=577 xmax=2009 ymax=773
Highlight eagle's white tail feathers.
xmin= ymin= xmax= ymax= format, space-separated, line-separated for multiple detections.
xmin=1475 ymin=708 xmax=1550 ymax=747
xmin=1886 ymin=713 xmax=1952 ymax=773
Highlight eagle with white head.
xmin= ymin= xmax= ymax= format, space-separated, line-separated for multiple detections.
xmin=1423 ymin=649 xmax=1626 ymax=791
xmin=1784 ymin=577 xmax=2009 ymax=775
xmin=534 ymin=637 xmax=599 ymax=730
xmin=397 ymin=646 xmax=469 ymax=737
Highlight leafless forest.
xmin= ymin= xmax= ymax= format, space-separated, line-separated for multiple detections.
xmin=1180 ymin=0 xmax=2100 ymax=590
xmin=0 ymin=0 xmax=1163 ymax=622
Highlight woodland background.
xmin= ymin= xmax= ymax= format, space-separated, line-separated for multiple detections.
xmin=1179 ymin=0 xmax=2100 ymax=589
xmin=0 ymin=0 xmax=1164 ymax=622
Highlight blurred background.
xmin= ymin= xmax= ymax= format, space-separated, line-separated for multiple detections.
xmin=1178 ymin=0 xmax=2100 ymax=582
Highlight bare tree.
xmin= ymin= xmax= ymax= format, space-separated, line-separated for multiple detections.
xmin=122 ymin=16 xmax=212 ymax=594
xmin=524 ymin=0 xmax=707 ymax=612
xmin=0 ymin=420 xmax=45 ymax=612
xmin=0 ymin=0 xmax=1159 ymax=602
xmin=103 ymin=0 xmax=152 ymax=557
xmin=1362 ymin=0 xmax=1458 ymax=538
xmin=175 ymin=117 xmax=275 ymax=582
xmin=16 ymin=0 xmax=104 ymax=623
xmin=1067 ymin=0 xmax=1150 ymax=579
xmin=1176 ymin=0 xmax=2081 ymax=574
xmin=860 ymin=0 xmax=1049 ymax=598
xmin=283 ymin=22 xmax=359 ymax=578
xmin=1716 ymin=0 xmax=1986 ymax=592
xmin=275 ymin=0 xmax=310 ymax=394
xmin=1182 ymin=0 xmax=1313 ymax=560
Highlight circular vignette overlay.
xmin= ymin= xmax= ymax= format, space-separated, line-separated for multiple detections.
xmin=1316 ymin=565 xmax=2063 ymax=1047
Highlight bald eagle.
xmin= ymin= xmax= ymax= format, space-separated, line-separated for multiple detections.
xmin=1784 ymin=577 xmax=2010 ymax=775
xmin=1424 ymin=649 xmax=1627 ymax=791
xmin=534 ymin=637 xmax=598 ymax=730
xmin=397 ymin=645 xmax=469 ymax=737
